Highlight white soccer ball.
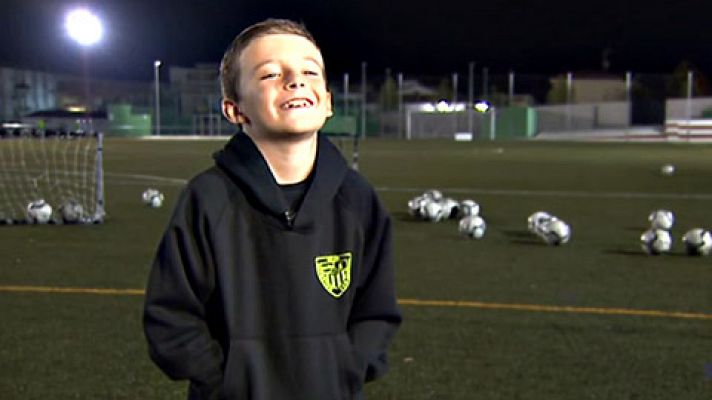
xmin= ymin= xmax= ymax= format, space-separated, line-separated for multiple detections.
xmin=440 ymin=197 xmax=460 ymax=219
xmin=527 ymin=211 xmax=553 ymax=234
xmin=682 ymin=228 xmax=712 ymax=256
xmin=661 ymin=164 xmax=675 ymax=176
xmin=539 ymin=218 xmax=571 ymax=245
xmin=422 ymin=189 xmax=443 ymax=202
xmin=640 ymin=228 xmax=672 ymax=255
xmin=459 ymin=215 xmax=487 ymax=239
xmin=459 ymin=199 xmax=480 ymax=217
xmin=648 ymin=209 xmax=674 ymax=230
xmin=142 ymin=188 xmax=164 ymax=208
xmin=423 ymin=200 xmax=447 ymax=222
xmin=60 ymin=199 xmax=84 ymax=223
xmin=407 ymin=196 xmax=425 ymax=218
xmin=27 ymin=199 xmax=53 ymax=224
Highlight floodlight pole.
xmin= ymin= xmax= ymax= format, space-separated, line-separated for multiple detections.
xmin=154 ymin=60 xmax=162 ymax=136
xmin=566 ymin=72 xmax=573 ymax=131
xmin=397 ymin=72 xmax=404 ymax=138
xmin=489 ymin=107 xmax=497 ymax=141
xmin=686 ymin=70 xmax=693 ymax=140
xmin=508 ymin=70 xmax=515 ymax=106
xmin=625 ymin=71 xmax=632 ymax=140
xmin=343 ymin=73 xmax=349 ymax=116
xmin=468 ymin=61 xmax=475 ymax=135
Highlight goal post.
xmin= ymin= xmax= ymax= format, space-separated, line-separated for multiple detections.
xmin=405 ymin=108 xmax=489 ymax=140
xmin=0 ymin=128 xmax=105 ymax=225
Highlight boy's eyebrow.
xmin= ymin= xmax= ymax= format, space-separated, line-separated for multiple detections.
xmin=251 ymin=56 xmax=325 ymax=73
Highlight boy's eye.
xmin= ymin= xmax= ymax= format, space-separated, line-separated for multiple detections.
xmin=304 ymin=70 xmax=320 ymax=77
xmin=260 ymin=73 xmax=280 ymax=80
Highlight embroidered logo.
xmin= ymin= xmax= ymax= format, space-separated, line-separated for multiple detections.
xmin=315 ymin=252 xmax=352 ymax=298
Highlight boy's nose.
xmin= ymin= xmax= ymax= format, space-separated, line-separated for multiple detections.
xmin=285 ymin=80 xmax=306 ymax=90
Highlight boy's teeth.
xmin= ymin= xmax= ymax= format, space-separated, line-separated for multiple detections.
xmin=283 ymin=99 xmax=311 ymax=109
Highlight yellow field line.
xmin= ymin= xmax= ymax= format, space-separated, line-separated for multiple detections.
xmin=1 ymin=286 xmax=710 ymax=321
xmin=0 ymin=285 xmax=145 ymax=296
xmin=398 ymin=298 xmax=712 ymax=321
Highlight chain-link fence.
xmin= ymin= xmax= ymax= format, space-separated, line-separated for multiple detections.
xmin=5 ymin=63 xmax=711 ymax=138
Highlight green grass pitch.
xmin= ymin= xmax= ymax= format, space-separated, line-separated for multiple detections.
xmin=0 ymin=137 xmax=711 ymax=399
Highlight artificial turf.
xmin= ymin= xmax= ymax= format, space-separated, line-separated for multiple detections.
xmin=0 ymin=137 xmax=710 ymax=399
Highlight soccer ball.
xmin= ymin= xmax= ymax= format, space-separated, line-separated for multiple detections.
xmin=459 ymin=215 xmax=487 ymax=239
xmin=682 ymin=228 xmax=712 ymax=256
xmin=527 ymin=211 xmax=553 ymax=235
xmin=27 ymin=199 xmax=53 ymax=224
xmin=661 ymin=164 xmax=675 ymax=176
xmin=407 ymin=196 xmax=426 ymax=218
xmin=440 ymin=197 xmax=460 ymax=219
xmin=648 ymin=209 xmax=674 ymax=230
xmin=422 ymin=189 xmax=443 ymax=202
xmin=423 ymin=200 xmax=447 ymax=222
xmin=640 ymin=228 xmax=672 ymax=255
xmin=59 ymin=199 xmax=84 ymax=223
xmin=142 ymin=188 xmax=164 ymax=208
xmin=459 ymin=199 xmax=480 ymax=217
xmin=539 ymin=218 xmax=571 ymax=245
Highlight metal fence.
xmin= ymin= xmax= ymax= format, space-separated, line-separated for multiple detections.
xmin=6 ymin=63 xmax=710 ymax=138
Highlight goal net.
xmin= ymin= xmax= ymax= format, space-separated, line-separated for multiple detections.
xmin=0 ymin=128 xmax=105 ymax=224
xmin=406 ymin=110 xmax=489 ymax=139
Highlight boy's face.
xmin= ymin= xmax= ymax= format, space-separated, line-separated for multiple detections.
xmin=224 ymin=33 xmax=332 ymax=138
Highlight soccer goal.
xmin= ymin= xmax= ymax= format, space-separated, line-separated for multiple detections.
xmin=0 ymin=127 xmax=105 ymax=225
xmin=405 ymin=109 xmax=489 ymax=140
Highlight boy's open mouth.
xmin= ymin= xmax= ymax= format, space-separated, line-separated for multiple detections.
xmin=281 ymin=98 xmax=314 ymax=109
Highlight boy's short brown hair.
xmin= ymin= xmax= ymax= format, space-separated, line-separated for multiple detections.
xmin=220 ymin=19 xmax=320 ymax=102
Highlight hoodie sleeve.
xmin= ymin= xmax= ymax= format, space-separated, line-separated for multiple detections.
xmin=143 ymin=186 xmax=224 ymax=396
xmin=348 ymin=196 xmax=402 ymax=382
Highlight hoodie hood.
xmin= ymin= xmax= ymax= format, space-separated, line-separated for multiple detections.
xmin=213 ymin=132 xmax=349 ymax=229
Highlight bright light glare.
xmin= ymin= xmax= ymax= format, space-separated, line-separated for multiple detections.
xmin=473 ymin=100 xmax=491 ymax=113
xmin=435 ymin=100 xmax=451 ymax=112
xmin=65 ymin=9 xmax=103 ymax=46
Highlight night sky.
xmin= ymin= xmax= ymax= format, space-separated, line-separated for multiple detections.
xmin=2 ymin=0 xmax=711 ymax=81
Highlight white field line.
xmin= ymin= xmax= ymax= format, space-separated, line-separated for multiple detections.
xmin=136 ymin=135 xmax=230 ymax=141
xmin=375 ymin=186 xmax=712 ymax=201
xmin=103 ymin=172 xmax=188 ymax=186
xmin=102 ymin=172 xmax=712 ymax=201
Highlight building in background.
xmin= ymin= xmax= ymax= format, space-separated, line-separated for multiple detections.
xmin=0 ymin=67 xmax=58 ymax=120
xmin=0 ymin=65 xmax=152 ymax=122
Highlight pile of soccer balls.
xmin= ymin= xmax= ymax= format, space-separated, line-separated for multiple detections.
xmin=142 ymin=188 xmax=165 ymax=208
xmin=527 ymin=211 xmax=572 ymax=246
xmin=407 ymin=190 xmax=577 ymax=244
xmin=640 ymin=209 xmax=712 ymax=256
xmin=26 ymin=198 xmax=85 ymax=224
xmin=407 ymin=190 xmax=486 ymax=239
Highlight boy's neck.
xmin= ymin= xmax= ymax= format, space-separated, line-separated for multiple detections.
xmin=246 ymin=131 xmax=318 ymax=185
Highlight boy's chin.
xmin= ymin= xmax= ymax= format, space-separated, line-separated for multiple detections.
xmin=248 ymin=127 xmax=321 ymax=140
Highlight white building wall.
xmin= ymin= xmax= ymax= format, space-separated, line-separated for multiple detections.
xmin=665 ymin=97 xmax=712 ymax=119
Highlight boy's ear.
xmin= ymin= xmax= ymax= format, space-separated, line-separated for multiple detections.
xmin=222 ymin=99 xmax=248 ymax=125
xmin=325 ymin=91 xmax=333 ymax=118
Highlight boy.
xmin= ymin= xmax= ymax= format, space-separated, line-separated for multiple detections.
xmin=143 ymin=19 xmax=401 ymax=400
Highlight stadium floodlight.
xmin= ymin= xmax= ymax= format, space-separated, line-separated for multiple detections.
xmin=65 ymin=8 xmax=103 ymax=47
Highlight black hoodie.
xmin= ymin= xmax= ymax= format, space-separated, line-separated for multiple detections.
xmin=143 ymin=132 xmax=401 ymax=400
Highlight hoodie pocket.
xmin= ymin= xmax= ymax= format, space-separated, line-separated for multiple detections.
xmin=222 ymin=333 xmax=365 ymax=400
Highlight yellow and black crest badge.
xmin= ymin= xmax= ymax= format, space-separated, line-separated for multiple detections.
xmin=315 ymin=252 xmax=352 ymax=298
